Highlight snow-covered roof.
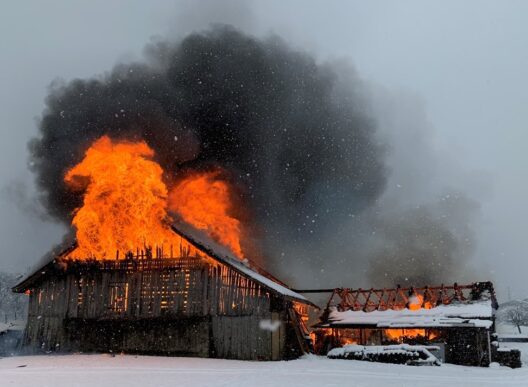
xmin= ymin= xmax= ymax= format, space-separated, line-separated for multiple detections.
xmin=321 ymin=300 xmax=494 ymax=329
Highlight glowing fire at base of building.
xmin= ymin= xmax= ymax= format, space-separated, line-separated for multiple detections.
xmin=64 ymin=135 xmax=244 ymax=260
xmin=384 ymin=328 xmax=428 ymax=341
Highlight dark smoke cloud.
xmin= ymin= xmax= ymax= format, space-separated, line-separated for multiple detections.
xmin=259 ymin=64 xmax=483 ymax=289
xmin=1 ymin=180 xmax=51 ymax=221
xmin=367 ymin=193 xmax=479 ymax=287
xmin=29 ymin=26 xmax=387 ymax=269
xmin=28 ymin=24 xmax=482 ymax=288
xmin=359 ymin=83 xmax=483 ymax=288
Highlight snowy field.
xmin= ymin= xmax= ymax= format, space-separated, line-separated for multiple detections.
xmin=1 ymin=354 xmax=528 ymax=387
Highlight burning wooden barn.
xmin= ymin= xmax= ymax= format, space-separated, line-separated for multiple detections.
xmin=12 ymin=223 xmax=316 ymax=360
xmin=312 ymin=282 xmax=520 ymax=367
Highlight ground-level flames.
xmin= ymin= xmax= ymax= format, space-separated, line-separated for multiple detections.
xmin=64 ymin=135 xmax=244 ymax=260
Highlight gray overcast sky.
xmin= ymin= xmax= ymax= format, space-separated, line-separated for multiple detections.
xmin=1 ymin=1 xmax=527 ymax=299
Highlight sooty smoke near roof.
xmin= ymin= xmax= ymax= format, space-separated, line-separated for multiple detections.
xmin=29 ymin=26 xmax=386 ymax=248
xmin=366 ymin=194 xmax=479 ymax=287
xmin=28 ymin=25 xmax=477 ymax=286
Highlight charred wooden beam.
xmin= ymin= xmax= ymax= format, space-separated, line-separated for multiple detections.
xmin=322 ymin=282 xmax=498 ymax=312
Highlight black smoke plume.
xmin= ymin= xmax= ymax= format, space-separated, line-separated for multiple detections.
xmin=28 ymin=25 xmax=480 ymax=287
xmin=29 ymin=26 xmax=386 ymax=270
xmin=366 ymin=193 xmax=479 ymax=287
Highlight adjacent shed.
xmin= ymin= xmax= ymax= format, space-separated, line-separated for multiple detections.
xmin=314 ymin=283 xmax=502 ymax=366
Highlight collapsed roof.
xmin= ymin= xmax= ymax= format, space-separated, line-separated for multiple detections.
xmin=317 ymin=282 xmax=497 ymax=329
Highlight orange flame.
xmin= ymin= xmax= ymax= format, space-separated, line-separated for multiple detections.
xmin=168 ymin=170 xmax=243 ymax=258
xmin=385 ymin=328 xmax=427 ymax=341
xmin=64 ymin=135 xmax=243 ymax=260
xmin=407 ymin=294 xmax=432 ymax=310
xmin=385 ymin=328 xmax=438 ymax=342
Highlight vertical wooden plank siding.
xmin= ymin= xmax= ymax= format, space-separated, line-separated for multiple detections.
xmin=22 ymin=255 xmax=302 ymax=360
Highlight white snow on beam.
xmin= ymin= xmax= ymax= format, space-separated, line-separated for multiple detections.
xmin=325 ymin=300 xmax=494 ymax=329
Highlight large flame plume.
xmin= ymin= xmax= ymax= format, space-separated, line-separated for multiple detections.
xmin=64 ymin=135 xmax=243 ymax=260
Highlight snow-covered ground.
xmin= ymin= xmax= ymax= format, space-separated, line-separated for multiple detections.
xmin=0 ymin=354 xmax=527 ymax=387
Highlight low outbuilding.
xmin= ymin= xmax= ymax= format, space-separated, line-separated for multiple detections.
xmin=313 ymin=282 xmax=519 ymax=367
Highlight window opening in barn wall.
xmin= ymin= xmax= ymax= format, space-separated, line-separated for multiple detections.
xmin=140 ymin=273 xmax=154 ymax=314
xmin=109 ymin=282 xmax=129 ymax=313
xmin=160 ymin=272 xmax=172 ymax=312
xmin=183 ymin=269 xmax=191 ymax=311
xmin=76 ymin=278 xmax=83 ymax=307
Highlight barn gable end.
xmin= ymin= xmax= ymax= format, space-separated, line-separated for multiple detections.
xmin=13 ymin=224 xmax=315 ymax=360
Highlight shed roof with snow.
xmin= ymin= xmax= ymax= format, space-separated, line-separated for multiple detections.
xmin=322 ymin=300 xmax=494 ymax=329
xmin=316 ymin=282 xmax=497 ymax=329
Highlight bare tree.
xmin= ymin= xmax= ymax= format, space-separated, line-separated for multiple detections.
xmin=505 ymin=304 xmax=528 ymax=334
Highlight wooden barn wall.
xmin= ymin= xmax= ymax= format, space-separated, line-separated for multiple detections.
xmin=211 ymin=313 xmax=275 ymax=360
xmin=24 ymin=275 xmax=70 ymax=352
xmin=22 ymin=257 xmax=303 ymax=360
xmin=63 ymin=317 xmax=210 ymax=357
xmin=210 ymin=310 xmax=303 ymax=361
xmin=445 ymin=327 xmax=491 ymax=367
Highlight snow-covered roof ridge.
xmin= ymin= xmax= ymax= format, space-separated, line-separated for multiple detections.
xmin=321 ymin=299 xmax=494 ymax=329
